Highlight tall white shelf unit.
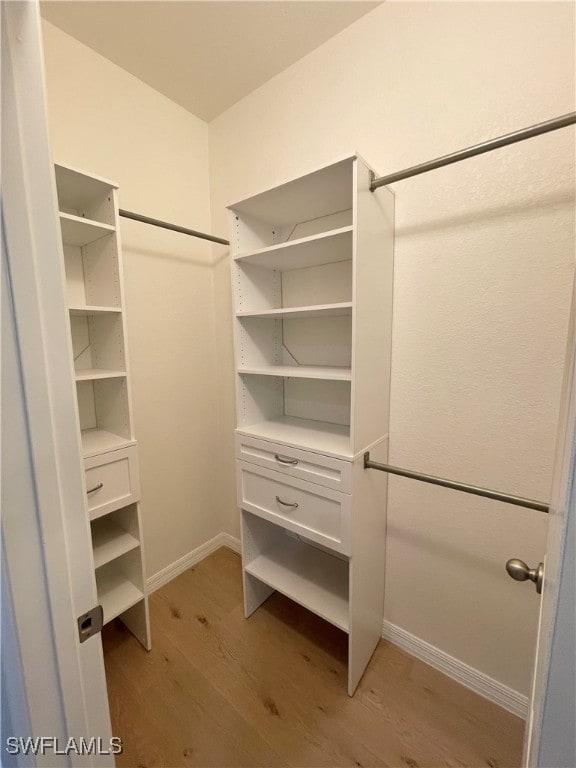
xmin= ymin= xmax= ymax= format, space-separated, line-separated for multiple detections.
xmin=55 ymin=163 xmax=151 ymax=650
xmin=229 ymin=155 xmax=394 ymax=694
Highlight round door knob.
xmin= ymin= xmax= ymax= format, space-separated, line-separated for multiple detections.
xmin=506 ymin=559 xmax=544 ymax=594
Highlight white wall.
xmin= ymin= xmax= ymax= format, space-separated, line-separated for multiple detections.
xmin=41 ymin=21 xmax=220 ymax=577
xmin=209 ymin=2 xmax=575 ymax=696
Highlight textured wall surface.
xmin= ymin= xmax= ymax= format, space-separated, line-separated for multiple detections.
xmin=42 ymin=21 xmax=220 ymax=577
xmin=209 ymin=2 xmax=575 ymax=694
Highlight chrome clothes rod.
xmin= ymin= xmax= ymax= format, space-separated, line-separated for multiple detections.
xmin=370 ymin=111 xmax=576 ymax=190
xmin=118 ymin=113 xmax=575 ymax=241
xmin=363 ymin=453 xmax=549 ymax=513
xmin=119 ymin=209 xmax=230 ymax=246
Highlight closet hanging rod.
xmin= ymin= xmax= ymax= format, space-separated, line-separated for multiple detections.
xmin=363 ymin=453 xmax=549 ymax=513
xmin=370 ymin=111 xmax=576 ymax=190
xmin=119 ymin=209 xmax=230 ymax=246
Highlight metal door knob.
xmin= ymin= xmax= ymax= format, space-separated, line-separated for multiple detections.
xmin=506 ymin=559 xmax=544 ymax=594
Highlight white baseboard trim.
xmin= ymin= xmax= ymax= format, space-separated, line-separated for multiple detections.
xmin=221 ymin=533 xmax=241 ymax=554
xmin=147 ymin=533 xmax=241 ymax=593
xmin=382 ymin=620 xmax=528 ymax=718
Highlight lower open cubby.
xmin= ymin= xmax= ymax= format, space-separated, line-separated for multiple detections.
xmin=95 ymin=543 xmax=150 ymax=650
xmin=242 ymin=510 xmax=350 ymax=632
xmin=90 ymin=504 xmax=140 ymax=569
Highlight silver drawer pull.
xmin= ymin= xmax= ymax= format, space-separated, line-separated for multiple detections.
xmin=275 ymin=495 xmax=298 ymax=509
xmin=87 ymin=482 xmax=104 ymax=495
xmin=274 ymin=454 xmax=298 ymax=466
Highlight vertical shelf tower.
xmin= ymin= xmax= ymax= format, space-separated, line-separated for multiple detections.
xmin=229 ymin=155 xmax=394 ymax=694
xmin=55 ymin=163 xmax=151 ymax=650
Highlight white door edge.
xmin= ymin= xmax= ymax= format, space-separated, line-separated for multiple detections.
xmin=524 ymin=270 xmax=576 ymax=767
xmin=1 ymin=1 xmax=113 ymax=764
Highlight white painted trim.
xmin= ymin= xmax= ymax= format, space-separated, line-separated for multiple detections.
xmin=146 ymin=534 xmax=241 ymax=593
xmin=221 ymin=533 xmax=242 ymax=554
xmin=382 ymin=620 xmax=528 ymax=719
xmin=2 ymin=1 xmax=113 ymax=755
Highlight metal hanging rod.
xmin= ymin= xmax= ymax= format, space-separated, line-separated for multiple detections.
xmin=370 ymin=111 xmax=576 ymax=190
xmin=119 ymin=209 xmax=230 ymax=246
xmin=363 ymin=452 xmax=549 ymax=513
xmin=364 ymin=113 xmax=572 ymax=513
xmin=119 ymin=112 xmax=575 ymax=240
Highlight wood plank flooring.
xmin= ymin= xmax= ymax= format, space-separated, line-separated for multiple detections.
xmin=102 ymin=547 xmax=525 ymax=768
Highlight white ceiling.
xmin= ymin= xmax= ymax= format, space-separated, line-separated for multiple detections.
xmin=41 ymin=1 xmax=381 ymax=121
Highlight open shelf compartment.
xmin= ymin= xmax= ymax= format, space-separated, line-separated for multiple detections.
xmin=237 ymin=373 xmax=351 ymax=455
xmin=71 ymin=308 xmax=126 ymax=378
xmin=63 ymin=230 xmax=122 ymax=308
xmin=60 ymin=213 xmax=115 ymax=247
xmin=80 ymin=428 xmax=136 ymax=458
xmin=95 ymin=548 xmax=144 ymax=624
xmin=76 ymin=377 xmax=132 ymax=452
xmin=243 ymin=512 xmax=349 ymax=632
xmin=234 ymin=254 xmax=352 ymax=315
xmin=55 ymin=164 xmax=117 ymax=226
xmin=236 ymin=306 xmax=351 ymax=373
xmin=229 ymin=157 xmax=354 ymax=253
xmin=91 ymin=505 xmax=141 ymax=569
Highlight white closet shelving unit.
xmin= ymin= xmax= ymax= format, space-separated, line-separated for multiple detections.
xmin=55 ymin=163 xmax=151 ymax=648
xmin=229 ymin=155 xmax=394 ymax=694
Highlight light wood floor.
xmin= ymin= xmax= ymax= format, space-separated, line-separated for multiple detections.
xmin=103 ymin=547 xmax=524 ymax=768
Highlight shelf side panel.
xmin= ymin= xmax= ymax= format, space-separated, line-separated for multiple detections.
xmin=348 ymin=439 xmax=388 ymax=695
xmin=113 ymin=504 xmax=150 ymax=650
xmin=64 ymin=244 xmax=87 ymax=306
xmin=120 ymin=600 xmax=151 ymax=651
xmin=241 ymin=511 xmax=277 ymax=617
xmin=351 ymin=159 xmax=395 ymax=454
xmin=83 ymin=235 xmax=122 ymax=308
xmin=76 ymin=380 xmax=97 ymax=431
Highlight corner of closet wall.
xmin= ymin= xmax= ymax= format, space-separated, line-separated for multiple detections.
xmin=41 ymin=18 xmax=223 ymax=583
xmin=207 ymin=0 xmax=575 ymax=701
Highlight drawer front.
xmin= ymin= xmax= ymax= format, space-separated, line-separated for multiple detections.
xmin=235 ymin=434 xmax=352 ymax=493
xmin=84 ymin=446 xmax=141 ymax=519
xmin=237 ymin=461 xmax=351 ymax=555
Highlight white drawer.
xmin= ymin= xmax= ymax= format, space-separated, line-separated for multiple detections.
xmin=84 ymin=446 xmax=141 ymax=519
xmin=237 ymin=461 xmax=351 ymax=555
xmin=235 ymin=434 xmax=352 ymax=493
